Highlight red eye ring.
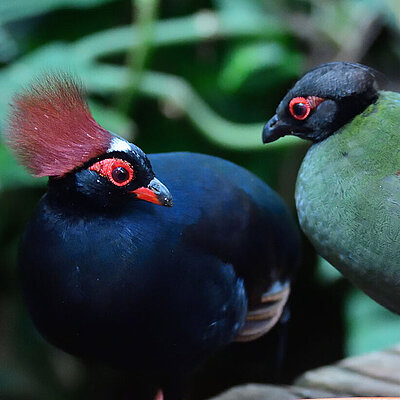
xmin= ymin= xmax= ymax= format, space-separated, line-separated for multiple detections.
xmin=289 ymin=97 xmax=311 ymax=120
xmin=89 ymin=158 xmax=135 ymax=187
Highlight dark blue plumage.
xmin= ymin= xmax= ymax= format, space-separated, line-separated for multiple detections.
xmin=20 ymin=153 xmax=299 ymax=377
xmin=7 ymin=76 xmax=301 ymax=400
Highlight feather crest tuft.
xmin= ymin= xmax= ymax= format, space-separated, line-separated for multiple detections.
xmin=6 ymin=75 xmax=112 ymax=177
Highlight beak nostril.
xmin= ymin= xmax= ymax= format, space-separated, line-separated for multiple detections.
xmin=262 ymin=114 xmax=290 ymax=144
xmin=268 ymin=115 xmax=279 ymax=128
xmin=152 ymin=184 xmax=161 ymax=195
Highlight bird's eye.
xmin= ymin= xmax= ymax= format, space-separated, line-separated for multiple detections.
xmin=89 ymin=158 xmax=135 ymax=187
xmin=111 ymin=166 xmax=130 ymax=184
xmin=289 ymin=97 xmax=311 ymax=120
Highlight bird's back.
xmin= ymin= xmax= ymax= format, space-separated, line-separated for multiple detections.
xmin=150 ymin=152 xmax=300 ymax=341
xmin=149 ymin=152 xmax=299 ymax=289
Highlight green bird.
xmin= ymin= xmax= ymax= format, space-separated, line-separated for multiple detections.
xmin=262 ymin=62 xmax=400 ymax=313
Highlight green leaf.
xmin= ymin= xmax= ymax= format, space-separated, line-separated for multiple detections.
xmin=0 ymin=0 xmax=116 ymax=26
xmin=0 ymin=27 xmax=19 ymax=62
xmin=219 ymin=42 xmax=302 ymax=92
xmin=73 ymin=11 xmax=287 ymax=62
xmin=353 ymin=0 xmax=400 ymax=28
xmin=89 ymin=100 xmax=136 ymax=141
xmin=214 ymin=0 xmax=264 ymax=15
xmin=0 ymin=144 xmax=43 ymax=190
xmin=0 ymin=42 xmax=90 ymax=130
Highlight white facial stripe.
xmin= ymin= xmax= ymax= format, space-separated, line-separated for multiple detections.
xmin=108 ymin=137 xmax=132 ymax=153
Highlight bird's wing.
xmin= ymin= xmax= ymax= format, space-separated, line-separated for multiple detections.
xmin=148 ymin=152 xmax=300 ymax=342
xmin=235 ymin=281 xmax=290 ymax=342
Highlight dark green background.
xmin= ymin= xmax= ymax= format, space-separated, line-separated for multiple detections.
xmin=1 ymin=0 xmax=400 ymax=398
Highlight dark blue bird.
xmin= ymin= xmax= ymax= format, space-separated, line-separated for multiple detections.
xmin=6 ymin=76 xmax=301 ymax=400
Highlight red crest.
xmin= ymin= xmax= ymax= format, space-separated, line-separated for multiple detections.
xmin=6 ymin=75 xmax=112 ymax=177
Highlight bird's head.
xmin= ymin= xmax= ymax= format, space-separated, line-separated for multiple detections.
xmin=262 ymin=62 xmax=380 ymax=143
xmin=6 ymin=75 xmax=172 ymax=209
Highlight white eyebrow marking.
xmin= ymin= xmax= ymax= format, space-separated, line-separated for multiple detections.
xmin=107 ymin=137 xmax=132 ymax=153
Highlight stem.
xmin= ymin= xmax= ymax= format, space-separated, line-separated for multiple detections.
xmin=117 ymin=0 xmax=159 ymax=113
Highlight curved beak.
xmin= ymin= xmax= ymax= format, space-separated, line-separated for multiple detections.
xmin=130 ymin=177 xmax=173 ymax=207
xmin=262 ymin=114 xmax=292 ymax=144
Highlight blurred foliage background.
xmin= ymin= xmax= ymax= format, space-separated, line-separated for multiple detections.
xmin=1 ymin=0 xmax=400 ymax=399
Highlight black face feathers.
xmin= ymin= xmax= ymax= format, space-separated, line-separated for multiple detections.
xmin=263 ymin=62 xmax=380 ymax=143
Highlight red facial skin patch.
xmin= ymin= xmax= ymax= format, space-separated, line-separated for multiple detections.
xmin=289 ymin=96 xmax=325 ymax=120
xmin=307 ymin=96 xmax=325 ymax=109
xmin=89 ymin=158 xmax=135 ymax=187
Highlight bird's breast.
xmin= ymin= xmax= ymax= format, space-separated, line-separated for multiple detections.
xmin=296 ymin=93 xmax=400 ymax=312
xmin=19 ymin=200 xmax=247 ymax=372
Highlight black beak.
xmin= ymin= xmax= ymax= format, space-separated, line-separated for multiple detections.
xmin=262 ymin=114 xmax=292 ymax=144
xmin=130 ymin=177 xmax=173 ymax=207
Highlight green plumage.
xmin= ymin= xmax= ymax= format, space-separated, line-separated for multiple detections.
xmin=296 ymin=91 xmax=400 ymax=312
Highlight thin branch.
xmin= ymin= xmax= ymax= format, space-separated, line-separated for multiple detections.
xmin=117 ymin=0 xmax=160 ymax=113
